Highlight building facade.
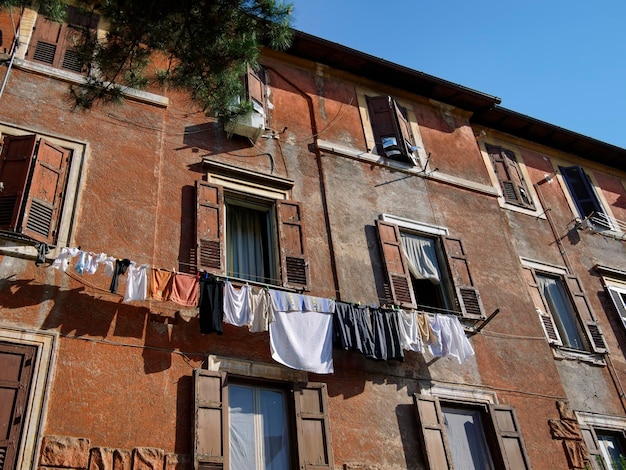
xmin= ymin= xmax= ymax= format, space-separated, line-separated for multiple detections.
xmin=1 ymin=5 xmax=626 ymax=470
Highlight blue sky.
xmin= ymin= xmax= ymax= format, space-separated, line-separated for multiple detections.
xmin=288 ymin=1 xmax=626 ymax=149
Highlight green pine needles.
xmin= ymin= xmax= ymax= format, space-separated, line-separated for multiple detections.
xmin=1 ymin=0 xmax=293 ymax=114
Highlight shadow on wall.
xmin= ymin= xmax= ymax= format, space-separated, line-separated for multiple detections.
xmin=181 ymin=122 xmax=260 ymax=155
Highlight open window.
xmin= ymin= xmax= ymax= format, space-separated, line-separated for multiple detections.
xmin=366 ymin=95 xmax=418 ymax=165
xmin=559 ymin=165 xmax=611 ymax=230
xmin=579 ymin=413 xmax=626 ymax=470
xmin=485 ymin=144 xmax=535 ymax=210
xmin=603 ymin=280 xmax=626 ymax=331
xmin=414 ymin=394 xmax=531 ymax=469
xmin=224 ymin=66 xmax=267 ymax=142
xmin=196 ymin=180 xmax=309 ymax=289
xmin=0 ymin=134 xmax=71 ymax=244
xmin=26 ymin=6 xmax=99 ymax=74
xmin=193 ymin=369 xmax=333 ymax=470
xmin=376 ymin=217 xmax=485 ymax=319
xmin=522 ymin=264 xmax=607 ymax=354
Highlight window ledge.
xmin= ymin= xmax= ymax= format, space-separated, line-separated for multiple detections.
xmin=316 ymin=139 xmax=499 ymax=197
xmin=552 ymin=346 xmax=606 ymax=366
xmin=207 ymin=354 xmax=308 ymax=382
xmin=13 ymin=59 xmax=170 ymax=108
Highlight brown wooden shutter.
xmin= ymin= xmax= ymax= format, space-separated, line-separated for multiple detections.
xmin=393 ymin=100 xmax=418 ymax=166
xmin=276 ymin=200 xmax=310 ymax=290
xmin=580 ymin=425 xmax=604 ymax=470
xmin=442 ymin=237 xmax=485 ymax=319
xmin=21 ymin=138 xmax=69 ymax=243
xmin=196 ymin=181 xmax=225 ymax=275
xmin=565 ymin=275 xmax=608 ymax=354
xmin=375 ymin=220 xmax=416 ymax=308
xmin=366 ymin=96 xmax=416 ymax=164
xmin=486 ymin=145 xmax=534 ymax=210
xmin=0 ymin=342 xmax=36 ymax=470
xmin=0 ymin=135 xmax=37 ymax=232
xmin=414 ymin=394 xmax=453 ymax=469
xmin=522 ymin=266 xmax=563 ymax=345
xmin=294 ymin=382 xmax=334 ymax=469
xmin=489 ymin=404 xmax=531 ymax=469
xmin=193 ymin=369 xmax=228 ymax=470
xmin=246 ymin=65 xmax=266 ymax=114
xmin=605 ymin=285 xmax=626 ymax=330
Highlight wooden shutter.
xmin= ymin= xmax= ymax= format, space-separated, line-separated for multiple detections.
xmin=193 ymin=369 xmax=228 ymax=470
xmin=0 ymin=135 xmax=37 ymax=232
xmin=21 ymin=138 xmax=69 ymax=243
xmin=565 ymin=275 xmax=608 ymax=354
xmin=196 ymin=181 xmax=225 ymax=275
xmin=605 ymin=285 xmax=626 ymax=330
xmin=489 ymin=404 xmax=531 ymax=469
xmin=522 ymin=266 xmax=563 ymax=345
xmin=0 ymin=342 xmax=36 ymax=470
xmin=245 ymin=65 xmax=266 ymax=115
xmin=486 ymin=145 xmax=534 ymax=209
xmin=580 ymin=425 xmax=605 ymax=470
xmin=294 ymin=382 xmax=334 ymax=469
xmin=414 ymin=395 xmax=453 ymax=469
xmin=276 ymin=200 xmax=310 ymax=290
xmin=442 ymin=237 xmax=485 ymax=319
xmin=376 ymin=220 xmax=416 ymax=308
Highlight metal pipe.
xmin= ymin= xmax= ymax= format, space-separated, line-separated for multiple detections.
xmin=0 ymin=7 xmax=20 ymax=100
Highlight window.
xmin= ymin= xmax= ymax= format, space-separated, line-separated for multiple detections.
xmin=224 ymin=66 xmax=267 ymax=142
xmin=193 ymin=369 xmax=334 ymax=470
xmin=604 ymin=281 xmax=626 ymax=331
xmin=26 ymin=6 xmax=99 ymax=73
xmin=0 ymin=342 xmax=36 ymax=470
xmin=415 ymin=395 xmax=531 ymax=469
xmin=560 ymin=165 xmax=611 ymax=229
xmin=376 ymin=217 xmax=485 ymax=319
xmin=522 ymin=263 xmax=607 ymax=354
xmin=196 ymin=180 xmax=309 ymax=288
xmin=0 ymin=134 xmax=71 ymax=244
xmin=366 ymin=95 xmax=419 ymax=165
xmin=485 ymin=144 xmax=535 ymax=210
xmin=581 ymin=420 xmax=626 ymax=470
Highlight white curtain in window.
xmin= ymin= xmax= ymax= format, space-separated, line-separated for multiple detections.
xmin=227 ymin=205 xmax=266 ymax=282
xmin=400 ymin=232 xmax=441 ymax=284
xmin=537 ymin=275 xmax=585 ymax=350
xmin=259 ymin=389 xmax=290 ymax=470
xmin=442 ymin=407 xmax=495 ymax=470
xmin=229 ymin=385 xmax=257 ymax=469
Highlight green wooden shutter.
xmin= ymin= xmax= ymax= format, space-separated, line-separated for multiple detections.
xmin=294 ymin=382 xmax=334 ymax=469
xmin=442 ymin=237 xmax=485 ymax=319
xmin=0 ymin=342 xmax=36 ymax=470
xmin=193 ymin=369 xmax=228 ymax=470
xmin=276 ymin=200 xmax=310 ymax=290
xmin=489 ymin=404 xmax=531 ymax=469
xmin=21 ymin=138 xmax=69 ymax=243
xmin=196 ymin=181 xmax=225 ymax=275
xmin=0 ymin=135 xmax=37 ymax=232
xmin=414 ymin=394 xmax=453 ymax=469
xmin=376 ymin=219 xmax=416 ymax=308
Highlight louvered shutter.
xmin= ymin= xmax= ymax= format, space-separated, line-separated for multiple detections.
xmin=489 ymin=404 xmax=531 ymax=469
xmin=196 ymin=181 xmax=225 ymax=275
xmin=27 ymin=15 xmax=66 ymax=67
xmin=442 ymin=237 xmax=485 ymax=319
xmin=560 ymin=166 xmax=607 ymax=226
xmin=0 ymin=135 xmax=37 ymax=232
xmin=193 ymin=369 xmax=228 ymax=470
xmin=376 ymin=220 xmax=416 ymax=308
xmin=605 ymin=285 xmax=626 ymax=330
xmin=276 ymin=200 xmax=309 ymax=290
xmin=21 ymin=138 xmax=69 ymax=243
xmin=0 ymin=342 xmax=36 ymax=470
xmin=294 ymin=382 xmax=334 ymax=469
xmin=565 ymin=275 xmax=608 ymax=354
xmin=414 ymin=395 xmax=453 ymax=469
xmin=392 ymin=99 xmax=418 ymax=166
xmin=486 ymin=145 xmax=533 ymax=209
xmin=366 ymin=96 xmax=416 ymax=164
xmin=522 ymin=266 xmax=563 ymax=345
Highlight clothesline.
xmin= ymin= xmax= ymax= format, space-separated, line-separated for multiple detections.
xmin=48 ymin=246 xmax=475 ymax=373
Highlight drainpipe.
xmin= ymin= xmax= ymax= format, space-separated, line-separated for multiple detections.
xmin=0 ymin=7 xmax=20 ymax=100
xmin=264 ymin=65 xmax=341 ymax=300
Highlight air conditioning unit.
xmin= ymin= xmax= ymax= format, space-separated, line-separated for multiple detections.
xmin=224 ymin=110 xmax=265 ymax=142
